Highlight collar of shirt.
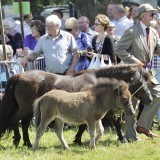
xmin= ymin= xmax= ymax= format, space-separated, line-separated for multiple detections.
xmin=23 ymin=21 xmax=31 ymax=29
xmin=109 ymin=19 xmax=117 ymax=25
xmin=77 ymin=31 xmax=83 ymax=39
xmin=46 ymin=30 xmax=64 ymax=40
xmin=117 ymin=16 xmax=128 ymax=23
xmin=87 ymin=28 xmax=93 ymax=35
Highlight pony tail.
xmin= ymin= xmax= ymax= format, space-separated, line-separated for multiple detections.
xmin=0 ymin=75 xmax=19 ymax=137
xmin=33 ymin=97 xmax=42 ymax=128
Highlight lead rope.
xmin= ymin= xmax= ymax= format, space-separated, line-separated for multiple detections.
xmin=120 ymin=70 xmax=160 ymax=124
xmin=131 ymin=70 xmax=160 ymax=97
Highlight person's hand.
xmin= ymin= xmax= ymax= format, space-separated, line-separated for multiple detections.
xmin=86 ymin=52 xmax=96 ymax=58
xmin=65 ymin=69 xmax=74 ymax=75
xmin=22 ymin=48 xmax=29 ymax=56
xmin=140 ymin=62 xmax=146 ymax=68
xmin=81 ymin=50 xmax=88 ymax=56
xmin=21 ymin=56 xmax=28 ymax=68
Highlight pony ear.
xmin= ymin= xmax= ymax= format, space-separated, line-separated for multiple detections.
xmin=113 ymin=85 xmax=120 ymax=96
xmin=113 ymin=80 xmax=129 ymax=96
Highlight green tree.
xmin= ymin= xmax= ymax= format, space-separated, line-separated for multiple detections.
xmin=70 ymin=0 xmax=121 ymax=25
xmin=1 ymin=0 xmax=124 ymax=24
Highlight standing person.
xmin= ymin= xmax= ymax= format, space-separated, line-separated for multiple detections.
xmin=13 ymin=20 xmax=46 ymax=70
xmin=3 ymin=17 xmax=23 ymax=55
xmin=52 ymin=9 xmax=66 ymax=30
xmin=106 ymin=22 xmax=121 ymax=64
xmin=65 ymin=17 xmax=92 ymax=71
xmin=86 ymin=14 xmax=115 ymax=64
xmin=21 ymin=15 xmax=79 ymax=75
xmin=151 ymin=20 xmax=160 ymax=130
xmin=115 ymin=3 xmax=160 ymax=140
xmin=24 ymin=20 xmax=45 ymax=54
xmin=106 ymin=2 xmax=117 ymax=25
xmin=78 ymin=16 xmax=98 ymax=42
xmin=106 ymin=22 xmax=121 ymax=44
xmin=130 ymin=5 xmax=140 ymax=24
xmin=14 ymin=13 xmax=32 ymax=38
xmin=114 ymin=4 xmax=133 ymax=37
xmin=23 ymin=20 xmax=46 ymax=70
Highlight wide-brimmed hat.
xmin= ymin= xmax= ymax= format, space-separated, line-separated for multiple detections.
xmin=138 ymin=3 xmax=158 ymax=15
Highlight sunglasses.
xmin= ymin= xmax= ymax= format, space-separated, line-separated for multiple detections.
xmin=94 ymin=23 xmax=102 ymax=26
xmin=150 ymin=13 xmax=156 ymax=17
xmin=65 ymin=28 xmax=73 ymax=32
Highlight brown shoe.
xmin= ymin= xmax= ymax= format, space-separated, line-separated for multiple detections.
xmin=136 ymin=126 xmax=158 ymax=138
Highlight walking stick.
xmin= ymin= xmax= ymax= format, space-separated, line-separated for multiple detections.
xmin=19 ymin=0 xmax=25 ymax=44
xmin=0 ymin=0 xmax=9 ymax=80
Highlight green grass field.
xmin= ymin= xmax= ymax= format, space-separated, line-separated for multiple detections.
xmin=0 ymin=125 xmax=160 ymax=160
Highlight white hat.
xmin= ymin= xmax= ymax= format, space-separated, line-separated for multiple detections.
xmin=108 ymin=22 xmax=115 ymax=28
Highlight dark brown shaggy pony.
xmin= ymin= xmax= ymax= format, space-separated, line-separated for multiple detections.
xmin=0 ymin=64 xmax=153 ymax=147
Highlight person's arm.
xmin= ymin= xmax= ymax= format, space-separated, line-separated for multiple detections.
xmin=21 ymin=52 xmax=40 ymax=68
xmin=101 ymin=35 xmax=115 ymax=63
xmin=86 ymin=35 xmax=97 ymax=58
xmin=21 ymin=38 xmax=43 ymax=67
xmin=65 ymin=35 xmax=79 ymax=75
xmin=115 ymin=29 xmax=143 ymax=66
xmin=66 ymin=49 xmax=79 ymax=75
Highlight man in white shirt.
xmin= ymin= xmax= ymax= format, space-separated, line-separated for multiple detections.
xmin=114 ymin=4 xmax=133 ymax=37
xmin=106 ymin=2 xmax=117 ymax=25
xmin=14 ymin=14 xmax=32 ymax=38
xmin=21 ymin=15 xmax=79 ymax=75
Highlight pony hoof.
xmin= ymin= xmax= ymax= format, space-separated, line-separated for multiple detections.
xmin=73 ymin=140 xmax=83 ymax=146
xmin=63 ymin=146 xmax=70 ymax=150
xmin=32 ymin=146 xmax=37 ymax=150
xmin=118 ymin=137 xmax=128 ymax=143
xmin=23 ymin=142 xmax=32 ymax=148
xmin=13 ymin=137 xmax=20 ymax=147
xmin=89 ymin=146 xmax=96 ymax=150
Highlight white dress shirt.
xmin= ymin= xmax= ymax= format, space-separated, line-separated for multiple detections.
xmin=14 ymin=21 xmax=32 ymax=38
xmin=115 ymin=16 xmax=133 ymax=37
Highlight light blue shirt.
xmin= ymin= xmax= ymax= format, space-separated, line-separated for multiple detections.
xmin=115 ymin=16 xmax=133 ymax=37
xmin=34 ymin=30 xmax=78 ymax=74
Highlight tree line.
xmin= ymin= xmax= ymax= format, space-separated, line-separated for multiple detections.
xmin=2 ymin=0 xmax=160 ymax=25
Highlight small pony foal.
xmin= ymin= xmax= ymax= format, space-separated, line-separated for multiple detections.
xmin=33 ymin=78 xmax=134 ymax=150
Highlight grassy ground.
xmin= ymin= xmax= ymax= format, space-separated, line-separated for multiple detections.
xmin=0 ymin=125 xmax=160 ymax=160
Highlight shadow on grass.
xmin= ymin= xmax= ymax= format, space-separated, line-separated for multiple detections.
xmin=98 ymin=138 xmax=121 ymax=147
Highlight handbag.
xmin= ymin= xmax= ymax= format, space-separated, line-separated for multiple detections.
xmin=88 ymin=54 xmax=112 ymax=69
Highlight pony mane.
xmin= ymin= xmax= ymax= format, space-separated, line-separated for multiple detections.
xmin=73 ymin=64 xmax=151 ymax=82
xmin=94 ymin=78 xmax=129 ymax=96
